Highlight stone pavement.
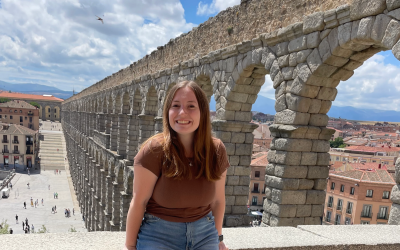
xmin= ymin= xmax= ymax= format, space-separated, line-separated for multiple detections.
xmin=0 ymin=120 xmax=86 ymax=234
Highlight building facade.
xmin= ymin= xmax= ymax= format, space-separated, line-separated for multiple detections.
xmin=0 ymin=91 xmax=63 ymax=122
xmin=0 ymin=123 xmax=38 ymax=169
xmin=324 ymin=169 xmax=395 ymax=225
xmin=0 ymin=100 xmax=39 ymax=130
xmin=248 ymin=152 xmax=268 ymax=212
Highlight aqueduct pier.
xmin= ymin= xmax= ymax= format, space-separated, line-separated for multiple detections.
xmin=61 ymin=0 xmax=400 ymax=231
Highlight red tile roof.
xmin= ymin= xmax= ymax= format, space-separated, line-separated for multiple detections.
xmin=251 ymin=153 xmax=269 ymax=167
xmin=0 ymin=91 xmax=63 ymax=102
xmin=0 ymin=100 xmax=37 ymax=109
xmin=331 ymin=169 xmax=395 ymax=184
xmin=346 ymin=145 xmax=400 ymax=153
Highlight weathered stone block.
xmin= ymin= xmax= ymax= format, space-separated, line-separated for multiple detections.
xmin=276 ymin=42 xmax=289 ymax=57
xmin=282 ymin=67 xmax=294 ymax=80
xmin=305 ymin=126 xmax=322 ymax=140
xmin=319 ymin=100 xmax=333 ymax=114
xmin=309 ymin=114 xmax=329 ymax=127
xmin=317 ymin=153 xmax=331 ymax=165
xmin=225 ymin=185 xmax=233 ymax=195
xmin=274 ymin=165 xmax=308 ymax=179
xmin=264 ymin=186 xmax=273 ymax=199
xmin=265 ymin=163 xmax=275 ymax=175
xmin=350 ymin=0 xmax=387 ymax=21
xmin=350 ymin=47 xmax=381 ymax=62
xmin=278 ymin=55 xmax=290 ymax=67
xmin=316 ymin=87 xmax=338 ymax=101
xmin=231 ymin=132 xmax=246 ymax=143
xmin=387 ymin=0 xmax=400 ymax=11
xmin=304 ymin=217 xmax=322 ymax=225
xmin=264 ymin=199 xmax=297 ymax=217
xmin=356 ymin=16 xmax=376 ymax=45
xmin=303 ymin=12 xmax=325 ymax=34
xmin=224 ymin=143 xmax=236 ymax=155
xmin=343 ymin=60 xmax=364 ymax=71
xmin=299 ymin=179 xmax=315 ymax=190
xmin=312 ymin=140 xmax=330 ymax=152
xmin=312 ymin=205 xmax=325 ymax=217
xmin=296 ymin=205 xmax=312 ymax=217
xmin=286 ymin=93 xmax=311 ymax=113
xmin=306 ymin=190 xmax=326 ymax=204
xmin=388 ymin=203 xmax=400 ymax=225
xmin=337 ymin=5 xmax=351 ymax=24
xmin=308 ymin=99 xmax=322 ymax=114
xmin=395 ymin=159 xmax=400 ymax=183
xmin=226 ymin=196 xmax=235 ymax=206
xmin=270 ymin=216 xmax=305 ymax=227
xmin=324 ymin=55 xmax=349 ymax=68
xmin=390 ymin=185 xmax=400 ymax=203
xmin=388 ymin=8 xmax=400 ymax=21
xmin=239 ymin=176 xmax=250 ymax=186
xmin=227 ymin=175 xmax=240 ymax=186
xmin=382 ymin=19 xmax=400 ymax=49
xmin=313 ymin=178 xmax=328 ymax=190
xmin=229 ymin=156 xmax=240 ymax=166
xmin=275 ymin=151 xmax=302 ymax=166
xmin=233 ymin=186 xmax=250 ymax=196
xmin=307 ymin=166 xmax=329 ymax=179
xmin=372 ymin=14 xmax=392 ymax=44
xmin=307 ymin=32 xmax=321 ymax=49
xmin=328 ymin=27 xmax=354 ymax=58
xmin=272 ymin=189 xmax=307 ymax=205
xmin=297 ymin=49 xmax=313 ymax=64
xmin=266 ymin=175 xmax=300 ymax=190
xmin=239 ymin=155 xmax=251 ymax=166
xmin=232 ymin=205 xmax=248 ymax=214
xmin=273 ymin=138 xmax=313 ymax=152
xmin=275 ymin=94 xmax=287 ymax=112
xmin=274 ymin=109 xmax=310 ymax=125
xmin=296 ymin=63 xmax=312 ymax=83
xmin=235 ymin=195 xmax=249 ymax=206
xmin=288 ymin=36 xmax=307 ymax=53
xmin=261 ymin=211 xmax=270 ymax=225
xmin=287 ymin=77 xmax=320 ymax=99
xmin=234 ymin=166 xmax=251 ymax=176
xmin=301 ymin=152 xmax=318 ymax=165
xmin=215 ymin=131 xmax=232 ymax=143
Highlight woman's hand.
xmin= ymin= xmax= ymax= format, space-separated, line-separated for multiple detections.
xmin=219 ymin=241 xmax=229 ymax=250
xmin=123 ymin=245 xmax=136 ymax=250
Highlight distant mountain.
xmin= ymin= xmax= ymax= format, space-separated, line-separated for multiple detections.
xmin=0 ymin=80 xmax=73 ymax=100
xmin=210 ymin=95 xmax=400 ymax=122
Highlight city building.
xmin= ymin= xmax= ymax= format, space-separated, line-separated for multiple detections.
xmin=0 ymin=100 xmax=39 ymax=130
xmin=247 ymin=152 xmax=268 ymax=212
xmin=0 ymin=123 xmax=38 ymax=169
xmin=0 ymin=91 xmax=63 ymax=122
xmin=323 ymin=169 xmax=395 ymax=225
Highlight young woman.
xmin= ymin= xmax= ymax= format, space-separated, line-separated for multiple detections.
xmin=125 ymin=81 xmax=230 ymax=250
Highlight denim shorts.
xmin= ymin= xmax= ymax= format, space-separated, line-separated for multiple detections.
xmin=136 ymin=212 xmax=219 ymax=250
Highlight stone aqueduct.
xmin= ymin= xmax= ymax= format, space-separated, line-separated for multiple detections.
xmin=61 ymin=0 xmax=400 ymax=231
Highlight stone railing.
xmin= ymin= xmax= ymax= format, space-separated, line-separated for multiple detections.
xmin=2 ymin=225 xmax=400 ymax=250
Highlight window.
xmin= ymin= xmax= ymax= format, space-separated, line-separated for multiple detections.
xmin=331 ymin=182 xmax=335 ymax=190
xmin=255 ymin=171 xmax=260 ymax=178
xmin=9 ymin=109 xmax=12 ymax=112
xmin=340 ymin=185 xmax=345 ymax=192
xmin=252 ymin=196 xmax=257 ymax=205
xmin=14 ymin=136 xmax=18 ymax=142
xmin=361 ymin=221 xmax=370 ymax=225
xmin=350 ymin=187 xmax=355 ymax=195
xmin=377 ymin=206 xmax=389 ymax=220
xmin=366 ymin=189 xmax=373 ymax=198
xmin=326 ymin=211 xmax=331 ymax=222
xmin=336 ymin=156 xmax=339 ymax=161
xmin=14 ymin=110 xmax=17 ymax=113
xmin=48 ymin=108 xmax=50 ymax=112
xmin=19 ymin=110 xmax=22 ymax=113
xmin=345 ymin=217 xmax=351 ymax=225
xmin=54 ymin=108 xmax=57 ymax=113
xmin=346 ymin=202 xmax=353 ymax=214
xmin=362 ymin=205 xmax=372 ymax=218
xmin=253 ymin=183 xmax=259 ymax=193
xmin=25 ymin=117 xmax=27 ymax=120
xmin=49 ymin=115 xmax=50 ymax=118
xmin=29 ymin=117 xmax=32 ymax=122
xmin=10 ymin=115 xmax=13 ymax=119
xmin=0 ymin=115 xmax=2 ymax=118
xmin=335 ymin=214 xmax=341 ymax=225
xmin=0 ymin=109 xmax=1 ymax=112
xmin=20 ymin=116 xmax=23 ymax=122
xmin=337 ymin=199 xmax=343 ymax=211
xmin=55 ymin=115 xmax=57 ymax=118
xmin=14 ymin=145 xmax=18 ymax=152
xmin=383 ymin=191 xmax=390 ymax=199
xmin=327 ymin=196 xmax=333 ymax=207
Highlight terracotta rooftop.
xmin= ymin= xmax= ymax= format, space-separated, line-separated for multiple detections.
xmin=343 ymin=138 xmax=368 ymax=146
xmin=0 ymin=100 xmax=37 ymax=109
xmin=346 ymin=145 xmax=400 ymax=153
xmin=0 ymin=91 xmax=63 ymax=102
xmin=0 ymin=122 xmax=37 ymax=135
xmin=250 ymin=152 xmax=268 ymax=167
xmin=331 ymin=169 xmax=395 ymax=184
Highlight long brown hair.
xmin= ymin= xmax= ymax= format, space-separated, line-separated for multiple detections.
xmin=142 ymin=81 xmax=220 ymax=181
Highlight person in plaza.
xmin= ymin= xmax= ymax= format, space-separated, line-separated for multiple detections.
xmin=55 ymin=205 xmax=57 ymax=212
xmin=27 ymin=182 xmax=30 ymax=189
xmin=73 ymin=208 xmax=75 ymax=215
xmin=52 ymin=207 xmax=54 ymax=214
xmin=9 ymin=228 xmax=13 ymax=234
xmin=10 ymin=183 xmax=12 ymax=189
xmin=23 ymin=201 xmax=26 ymax=209
xmin=124 ymin=81 xmax=229 ymax=250
xmin=24 ymin=227 xmax=28 ymax=234
xmin=42 ymin=198 xmax=44 ymax=205
xmin=31 ymin=224 xmax=34 ymax=233
xmin=22 ymin=221 xmax=25 ymax=229
xmin=15 ymin=214 xmax=18 ymax=224
xmin=25 ymin=218 xmax=28 ymax=226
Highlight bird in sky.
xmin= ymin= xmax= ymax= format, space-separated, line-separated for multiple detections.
xmin=96 ymin=15 xmax=104 ymax=24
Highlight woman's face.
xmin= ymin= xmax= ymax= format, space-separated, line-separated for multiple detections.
xmin=168 ymin=86 xmax=201 ymax=139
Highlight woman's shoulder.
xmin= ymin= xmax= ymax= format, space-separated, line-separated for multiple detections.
xmin=139 ymin=134 xmax=165 ymax=154
xmin=211 ymin=137 xmax=225 ymax=148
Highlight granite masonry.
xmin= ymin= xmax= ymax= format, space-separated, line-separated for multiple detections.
xmin=62 ymin=0 xmax=400 ymax=231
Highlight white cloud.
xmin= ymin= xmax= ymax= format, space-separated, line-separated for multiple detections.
xmin=0 ymin=0 xmax=195 ymax=91
xmin=197 ymin=0 xmax=240 ymax=16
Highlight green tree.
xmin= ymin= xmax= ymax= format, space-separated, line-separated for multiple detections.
xmin=0 ymin=219 xmax=10 ymax=234
xmin=330 ymin=137 xmax=346 ymax=148
xmin=29 ymin=101 xmax=40 ymax=108
xmin=0 ymin=97 xmax=10 ymax=103
xmin=68 ymin=225 xmax=77 ymax=232
xmin=36 ymin=225 xmax=49 ymax=233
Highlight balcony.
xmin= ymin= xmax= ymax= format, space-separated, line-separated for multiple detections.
xmin=12 ymin=140 xmax=19 ymax=144
xmin=26 ymin=140 xmax=33 ymax=146
xmin=2 ymin=149 xmax=9 ymax=153
xmin=336 ymin=206 xmax=342 ymax=211
xmin=26 ymin=150 xmax=33 ymax=155
xmin=324 ymin=217 xmax=331 ymax=223
xmin=28 ymin=112 xmax=34 ymax=116
xmin=346 ymin=209 xmax=353 ymax=215
xmin=251 ymin=190 xmax=260 ymax=193
xmin=377 ymin=214 xmax=389 ymax=220
xmin=2 ymin=139 xmax=8 ymax=143
xmin=361 ymin=212 xmax=373 ymax=218
xmin=334 ymin=220 xmax=341 ymax=225
xmin=13 ymin=150 xmax=19 ymax=154
xmin=326 ymin=202 xmax=333 ymax=209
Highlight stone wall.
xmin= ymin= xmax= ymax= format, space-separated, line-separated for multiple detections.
xmin=64 ymin=0 xmax=351 ymax=104
xmin=62 ymin=0 xmax=400 ymax=231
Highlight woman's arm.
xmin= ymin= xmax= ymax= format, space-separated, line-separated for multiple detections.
xmin=124 ymin=166 xmax=158 ymax=250
xmin=211 ymin=169 xmax=227 ymax=236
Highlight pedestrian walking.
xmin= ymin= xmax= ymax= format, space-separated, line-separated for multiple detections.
xmin=82 ymin=215 xmax=85 ymax=221
xmin=73 ymin=208 xmax=75 ymax=215
xmin=42 ymin=198 xmax=44 ymax=205
xmin=9 ymin=228 xmax=13 ymax=234
xmin=54 ymin=192 xmax=55 ymax=199
xmin=27 ymin=224 xmax=30 ymax=233
xmin=15 ymin=214 xmax=18 ymax=224
xmin=52 ymin=207 xmax=54 ymax=214
xmin=28 ymin=169 xmax=30 ymax=175
xmin=25 ymin=218 xmax=28 ymax=225
xmin=31 ymin=224 xmax=34 ymax=233
xmin=48 ymin=185 xmax=50 ymax=190
xmin=10 ymin=183 xmax=12 ymax=189
xmin=27 ymin=182 xmax=30 ymax=189
xmin=22 ymin=221 xmax=25 ymax=230
xmin=24 ymin=228 xmax=28 ymax=234
xmin=56 ymin=192 xmax=58 ymax=199
xmin=55 ymin=205 xmax=57 ymax=212
xmin=23 ymin=201 xmax=26 ymax=209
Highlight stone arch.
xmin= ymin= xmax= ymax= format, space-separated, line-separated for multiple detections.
xmin=122 ymin=89 xmax=130 ymax=114
xmin=144 ymin=85 xmax=158 ymax=116
xmin=45 ymin=105 xmax=51 ymax=120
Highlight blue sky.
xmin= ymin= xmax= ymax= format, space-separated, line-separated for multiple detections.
xmin=0 ymin=0 xmax=399 ymax=111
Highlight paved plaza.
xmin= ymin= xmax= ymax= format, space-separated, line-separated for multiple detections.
xmin=0 ymin=120 xmax=87 ymax=234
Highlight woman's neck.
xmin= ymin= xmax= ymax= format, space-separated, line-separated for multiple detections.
xmin=178 ymin=134 xmax=194 ymax=157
